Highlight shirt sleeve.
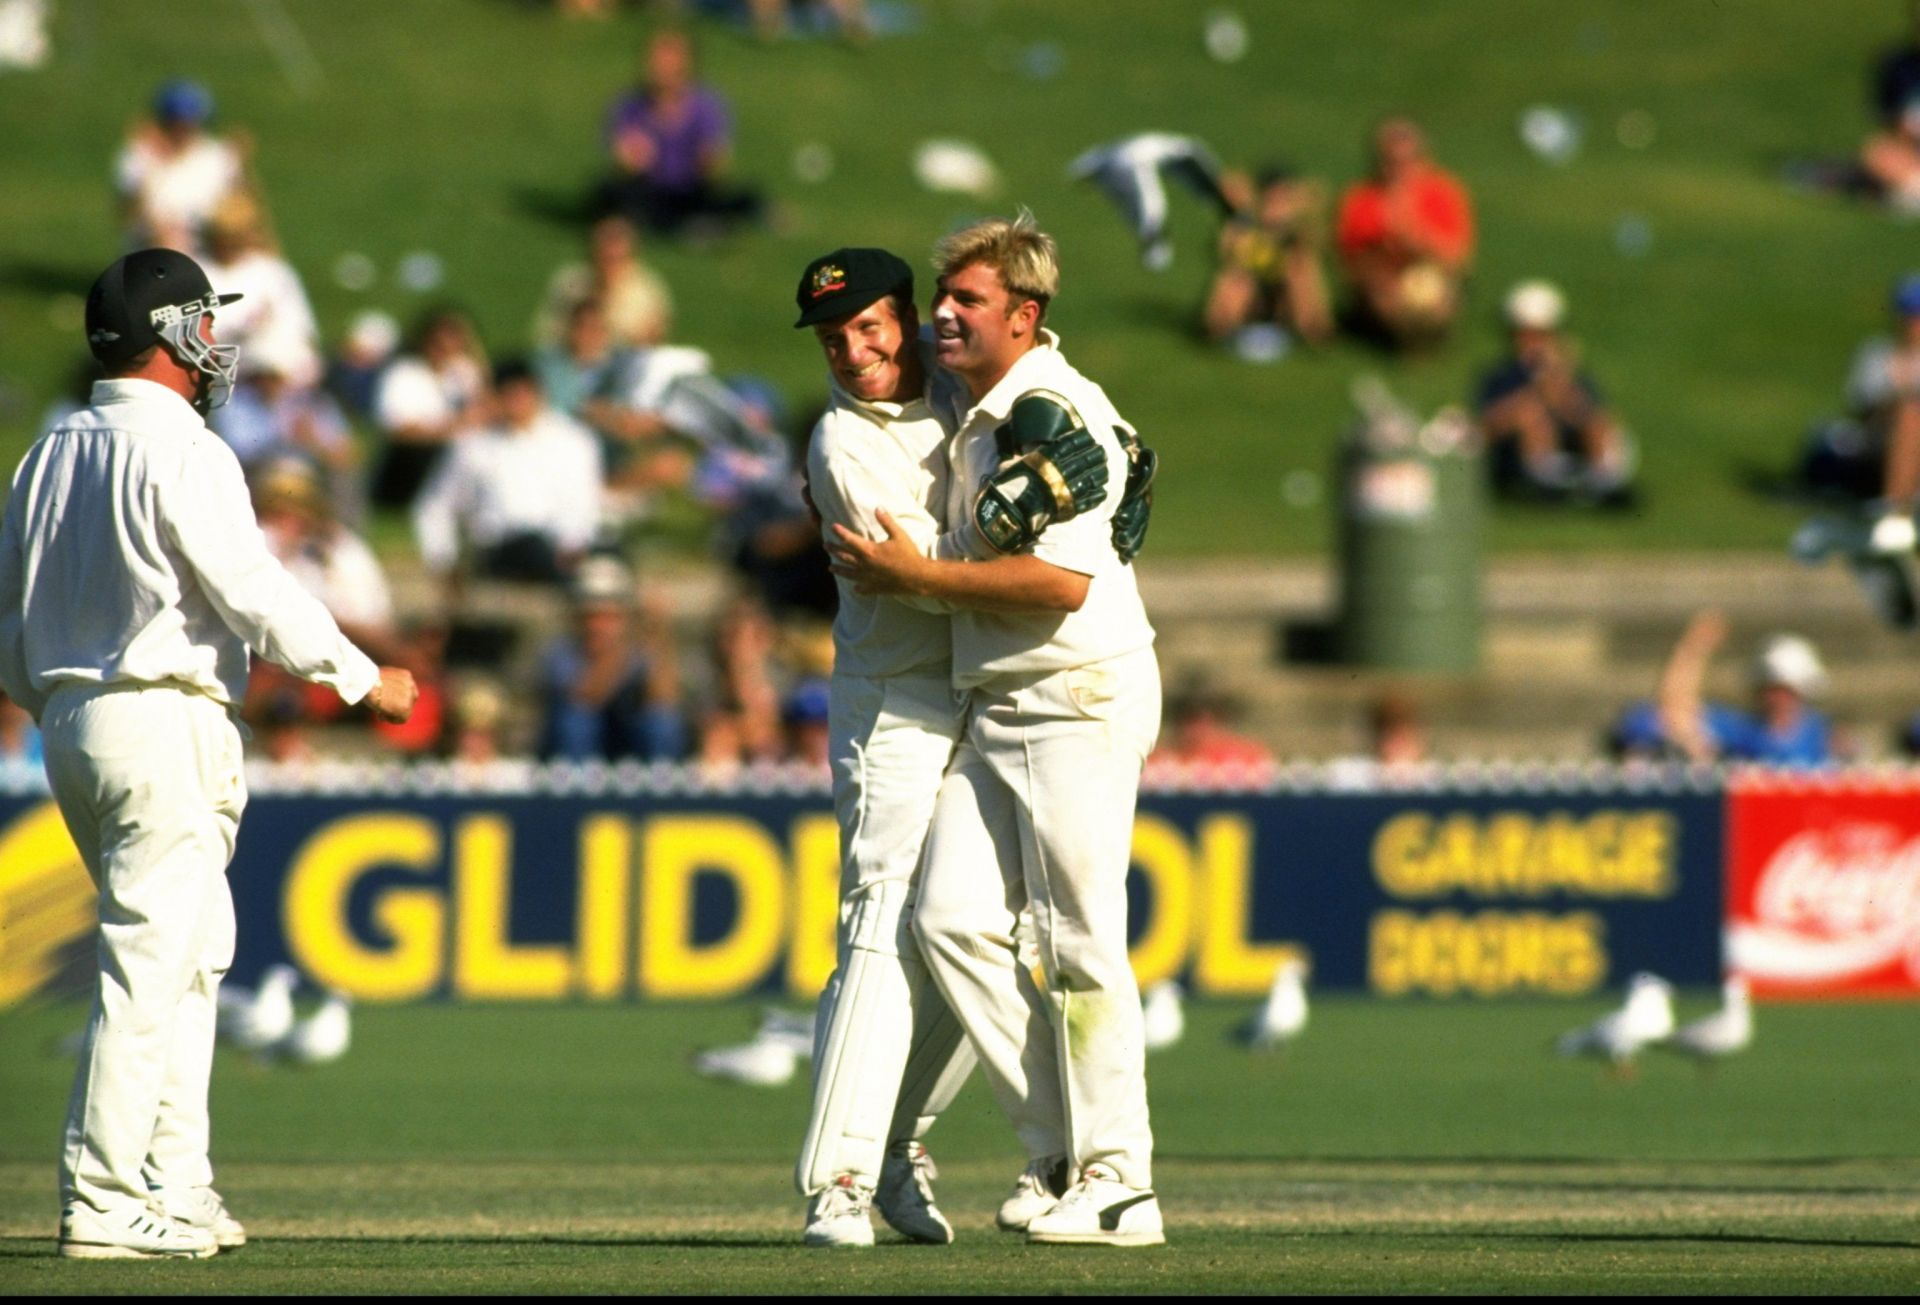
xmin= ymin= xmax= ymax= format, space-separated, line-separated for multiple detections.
xmin=1418 ymin=174 xmax=1475 ymax=265
xmin=552 ymin=424 xmax=604 ymax=555
xmin=411 ymin=442 xmax=469 ymax=574
xmin=161 ymin=439 xmax=380 ymax=705
xmin=808 ymin=415 xmax=953 ymax=613
xmin=0 ymin=473 xmax=40 ymax=719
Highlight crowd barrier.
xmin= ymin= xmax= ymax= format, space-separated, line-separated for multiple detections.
xmin=2 ymin=764 xmax=1914 ymax=1005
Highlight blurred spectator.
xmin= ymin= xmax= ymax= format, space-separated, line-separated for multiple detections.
xmin=213 ymin=354 xmax=360 ymax=520
xmin=1614 ymin=610 xmax=1835 ymax=766
xmin=326 ymin=310 xmax=402 ymax=421
xmin=694 ymin=595 xmax=785 ymax=772
xmin=1901 ymin=710 xmax=1920 ymax=759
xmin=533 ymin=215 xmax=673 ymax=350
xmin=0 ymin=690 xmax=43 ymax=769
xmin=413 ymin=359 xmax=605 ymax=585
xmin=783 ymin=677 xmax=832 ymax=769
xmin=371 ymin=306 xmax=489 ymax=509
xmin=1203 ymin=165 xmax=1334 ymax=352
xmin=201 ymin=192 xmax=322 ymax=389
xmin=250 ymin=457 xmax=407 ymax=667
xmin=537 ymin=556 xmax=687 ymax=762
xmin=778 ymin=621 xmax=833 ymax=768
xmin=1803 ymin=273 xmax=1920 ymax=551
xmin=1862 ymin=1 xmax=1920 ymax=211
xmin=745 ymin=0 xmax=871 ymax=42
xmin=1474 ymin=279 xmax=1636 ymax=505
xmin=598 ymin=29 xmax=764 ymax=237
xmin=714 ymin=405 xmax=834 ymax=619
xmin=445 ymin=678 xmax=514 ymax=764
xmin=1336 ymin=117 xmax=1475 ymax=350
xmin=537 ymin=298 xmax=639 ymax=424
xmin=1146 ymin=675 xmax=1275 ymax=777
xmin=1369 ymin=691 xmax=1428 ymax=768
xmin=114 ymin=79 xmax=250 ymax=254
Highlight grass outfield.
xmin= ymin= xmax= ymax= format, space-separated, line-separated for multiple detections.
xmin=0 ymin=1 xmax=1914 ymax=555
xmin=1 ymin=998 xmax=1916 ymax=1292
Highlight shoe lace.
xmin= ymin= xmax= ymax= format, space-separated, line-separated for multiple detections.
xmin=821 ymin=1174 xmax=873 ymax=1217
xmin=890 ymin=1141 xmax=939 ymax=1196
xmin=1053 ymin=1165 xmax=1119 ymax=1211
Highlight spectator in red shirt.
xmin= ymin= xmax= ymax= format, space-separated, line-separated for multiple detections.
xmin=1336 ymin=117 xmax=1475 ymax=350
xmin=1147 ymin=675 xmax=1275 ymax=779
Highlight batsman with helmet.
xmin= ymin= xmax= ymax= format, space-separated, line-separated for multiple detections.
xmin=0 ymin=248 xmax=417 ymax=1259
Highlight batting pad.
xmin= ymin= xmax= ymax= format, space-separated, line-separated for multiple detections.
xmin=795 ymin=887 xmax=970 ymax=1194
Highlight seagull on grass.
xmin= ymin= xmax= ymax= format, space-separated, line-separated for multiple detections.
xmin=1244 ymin=957 xmax=1309 ymax=1051
xmin=1664 ymin=977 xmax=1753 ymax=1062
xmin=1141 ymin=980 xmax=1185 ymax=1052
xmin=1555 ymin=972 xmax=1674 ymax=1073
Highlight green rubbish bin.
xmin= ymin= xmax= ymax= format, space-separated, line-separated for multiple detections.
xmin=1336 ymin=401 xmax=1483 ymax=672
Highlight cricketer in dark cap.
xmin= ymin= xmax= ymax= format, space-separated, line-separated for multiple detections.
xmin=796 ymin=247 xmax=925 ymax=406
xmin=794 ymin=246 xmax=915 ymax=329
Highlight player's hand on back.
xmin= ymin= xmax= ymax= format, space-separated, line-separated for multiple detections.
xmin=829 ymin=509 xmax=928 ymax=596
xmin=365 ymin=666 xmax=419 ymax=723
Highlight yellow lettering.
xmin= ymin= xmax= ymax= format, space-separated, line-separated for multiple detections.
xmin=1372 ymin=813 xmax=1430 ymax=898
xmin=575 ymin=815 xmax=632 ymax=999
xmin=639 ymin=816 xmax=786 ymax=999
xmin=1372 ymin=809 xmax=1682 ymax=900
xmin=1192 ymin=814 xmax=1297 ymax=996
xmin=1368 ymin=909 xmax=1609 ymax=997
xmin=785 ymin=814 xmax=843 ymax=1000
xmin=454 ymin=815 xmax=573 ymax=999
xmin=1126 ymin=815 xmax=1193 ymax=987
xmin=284 ymin=814 xmax=444 ymax=1001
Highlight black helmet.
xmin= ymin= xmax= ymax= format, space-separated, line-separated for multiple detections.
xmin=86 ymin=248 xmax=244 ymax=409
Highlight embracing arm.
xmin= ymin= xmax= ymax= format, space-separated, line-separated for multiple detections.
xmin=830 ymin=509 xmax=1088 ymax=614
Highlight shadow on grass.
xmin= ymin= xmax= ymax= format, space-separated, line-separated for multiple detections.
xmin=0 ymin=259 xmax=97 ymax=297
xmin=507 ymin=184 xmax=599 ymax=231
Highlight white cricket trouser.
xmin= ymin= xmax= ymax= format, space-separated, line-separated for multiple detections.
xmin=914 ymin=647 xmax=1161 ymax=1189
xmin=43 ymin=682 xmax=246 ymax=1219
xmin=795 ymin=669 xmax=977 ymax=1195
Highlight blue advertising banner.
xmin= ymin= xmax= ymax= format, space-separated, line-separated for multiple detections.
xmin=0 ymin=775 xmax=1725 ymax=1004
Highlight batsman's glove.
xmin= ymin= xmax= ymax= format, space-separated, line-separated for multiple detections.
xmin=973 ymin=392 xmax=1109 ymax=555
xmin=1110 ymin=431 xmax=1158 ymax=565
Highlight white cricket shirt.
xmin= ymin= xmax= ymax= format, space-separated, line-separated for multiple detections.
xmin=941 ymin=330 xmax=1156 ymax=687
xmin=807 ymin=343 xmax=972 ymax=680
xmin=0 ymin=379 xmax=380 ymax=718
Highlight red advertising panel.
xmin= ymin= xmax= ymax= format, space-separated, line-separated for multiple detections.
xmin=1727 ymin=775 xmax=1920 ymax=999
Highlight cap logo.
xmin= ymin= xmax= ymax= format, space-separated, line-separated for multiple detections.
xmin=88 ymin=329 xmax=120 ymax=345
xmin=810 ymin=263 xmax=846 ymax=299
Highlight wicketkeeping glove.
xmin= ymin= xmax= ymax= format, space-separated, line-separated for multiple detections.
xmin=1110 ymin=434 xmax=1158 ymax=565
xmin=974 ymin=393 xmax=1109 ymax=554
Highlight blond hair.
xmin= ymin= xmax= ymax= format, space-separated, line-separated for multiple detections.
xmin=933 ymin=209 xmax=1059 ymax=322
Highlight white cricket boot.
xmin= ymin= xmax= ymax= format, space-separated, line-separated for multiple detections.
xmin=59 ymin=1203 xmax=218 ymax=1260
xmin=802 ymin=1174 xmax=876 ymax=1248
xmin=153 ymin=1186 xmax=247 ymax=1249
xmin=1025 ymin=1163 xmax=1166 ymax=1247
xmin=874 ymin=1140 xmax=954 ymax=1245
xmin=995 ymin=1153 xmax=1070 ymax=1232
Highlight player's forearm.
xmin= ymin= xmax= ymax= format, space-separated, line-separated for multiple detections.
xmin=895 ymin=554 xmax=1089 ymax=614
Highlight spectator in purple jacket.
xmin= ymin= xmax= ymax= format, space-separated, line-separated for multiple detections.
xmin=598 ymin=29 xmax=763 ymax=237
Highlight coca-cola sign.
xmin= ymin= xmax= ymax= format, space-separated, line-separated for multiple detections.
xmin=1727 ymin=780 xmax=1920 ymax=998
